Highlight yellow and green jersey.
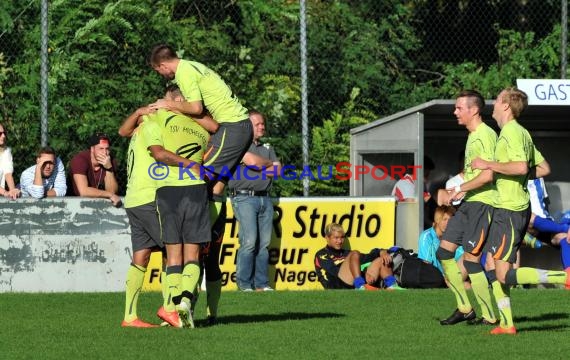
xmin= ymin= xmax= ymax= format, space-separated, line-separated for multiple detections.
xmin=143 ymin=109 xmax=209 ymax=187
xmin=175 ymin=59 xmax=248 ymax=123
xmin=494 ymin=120 xmax=544 ymax=211
xmin=124 ymin=121 xmax=157 ymax=208
xmin=463 ymin=122 xmax=497 ymax=205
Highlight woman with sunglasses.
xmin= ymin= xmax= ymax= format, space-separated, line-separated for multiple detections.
xmin=0 ymin=123 xmax=21 ymax=199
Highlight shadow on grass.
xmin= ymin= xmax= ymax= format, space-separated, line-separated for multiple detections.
xmin=515 ymin=312 xmax=570 ymax=333
xmin=429 ymin=312 xmax=569 ymax=325
xmin=514 ymin=312 xmax=569 ymax=322
xmin=196 ymin=312 xmax=345 ymax=326
xmin=518 ymin=324 xmax=570 ymax=332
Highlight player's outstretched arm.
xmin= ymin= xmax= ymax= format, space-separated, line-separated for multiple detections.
xmin=149 ymin=99 xmax=203 ymax=117
xmin=147 ymin=145 xmax=201 ymax=175
xmin=118 ymin=106 xmax=152 ymax=138
xmin=472 ymin=157 xmax=528 ymax=176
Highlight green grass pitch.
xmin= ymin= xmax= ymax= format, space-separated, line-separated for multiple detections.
xmin=1 ymin=289 xmax=569 ymax=359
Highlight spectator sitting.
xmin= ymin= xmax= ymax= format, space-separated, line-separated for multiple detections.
xmin=418 ymin=205 xmax=467 ymax=281
xmin=20 ymin=146 xmax=66 ymax=198
xmin=70 ymin=132 xmax=121 ymax=207
xmin=314 ymin=223 xmax=405 ymax=290
xmin=0 ymin=122 xmax=21 ymax=199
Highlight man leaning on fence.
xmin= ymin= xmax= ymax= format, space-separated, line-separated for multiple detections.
xmin=20 ymin=146 xmax=66 ymax=198
xmin=69 ymin=133 xmax=121 ymax=207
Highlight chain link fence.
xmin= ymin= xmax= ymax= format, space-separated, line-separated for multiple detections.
xmin=0 ymin=0 xmax=567 ymax=196
xmin=415 ymin=0 xmax=562 ymax=68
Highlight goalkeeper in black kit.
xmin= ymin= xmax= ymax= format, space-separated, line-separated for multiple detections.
xmin=314 ymin=223 xmax=404 ymax=290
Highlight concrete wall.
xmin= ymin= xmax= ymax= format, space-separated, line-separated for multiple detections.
xmin=2 ymin=195 xmax=563 ymax=293
xmin=1 ymin=197 xmax=397 ymax=292
xmin=0 ymin=198 xmax=130 ymax=292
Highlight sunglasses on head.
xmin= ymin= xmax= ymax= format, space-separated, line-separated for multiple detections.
xmin=95 ymin=133 xmax=111 ymax=145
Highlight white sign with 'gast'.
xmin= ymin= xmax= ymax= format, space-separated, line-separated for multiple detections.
xmin=516 ymin=79 xmax=570 ymax=105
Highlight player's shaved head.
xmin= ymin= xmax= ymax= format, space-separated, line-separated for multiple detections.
xmin=149 ymin=44 xmax=178 ymax=67
xmin=165 ymin=84 xmax=182 ymax=98
xmin=457 ymin=89 xmax=485 ymax=114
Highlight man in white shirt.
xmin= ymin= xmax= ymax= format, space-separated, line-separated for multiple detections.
xmin=391 ymin=155 xmax=436 ymax=229
xmin=20 ymin=146 xmax=67 ymax=198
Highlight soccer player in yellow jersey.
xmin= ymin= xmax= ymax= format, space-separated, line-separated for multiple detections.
xmin=436 ymin=90 xmax=497 ymax=326
xmin=142 ymin=85 xmax=214 ymax=329
xmin=120 ymin=85 xmax=219 ymax=328
xmin=118 ymin=101 xmax=163 ymax=328
xmin=472 ymin=87 xmax=569 ymax=335
xmin=148 ymin=44 xmax=272 ymax=322
xmin=147 ymin=44 xmax=270 ymax=198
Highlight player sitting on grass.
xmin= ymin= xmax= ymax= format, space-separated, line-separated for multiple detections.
xmin=314 ymin=223 xmax=404 ymax=290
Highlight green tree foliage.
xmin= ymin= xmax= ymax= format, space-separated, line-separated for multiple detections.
xmin=0 ymin=0 xmax=565 ymax=196
xmin=271 ymin=87 xmax=371 ymax=196
xmin=235 ymin=0 xmax=422 ymax=195
xmin=407 ymin=25 xmax=565 ymax=101
xmin=0 ymin=53 xmax=9 ymax=98
xmin=302 ymin=0 xmax=420 ymax=121
xmin=411 ymin=0 xmax=560 ymax=68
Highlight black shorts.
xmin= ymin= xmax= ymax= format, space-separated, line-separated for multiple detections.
xmin=203 ymin=119 xmax=253 ymax=183
xmin=156 ymin=185 xmax=211 ymax=245
xmin=441 ymin=201 xmax=494 ymax=255
xmin=488 ymin=207 xmax=531 ymax=263
xmin=126 ymin=202 xmax=162 ymax=252
xmin=320 ymin=267 xmax=373 ymax=290
xmin=320 ymin=275 xmax=353 ymax=290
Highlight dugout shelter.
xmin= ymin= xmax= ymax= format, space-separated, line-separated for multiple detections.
xmin=350 ymin=99 xmax=570 ymax=252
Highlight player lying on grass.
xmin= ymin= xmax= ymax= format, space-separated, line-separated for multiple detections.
xmin=526 ymin=178 xmax=570 ymax=275
xmin=314 ymin=223 xmax=405 ymax=290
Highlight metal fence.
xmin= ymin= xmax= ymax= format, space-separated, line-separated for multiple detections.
xmin=0 ymin=0 xmax=568 ymax=195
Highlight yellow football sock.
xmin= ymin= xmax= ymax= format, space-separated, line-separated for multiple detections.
xmin=124 ymin=264 xmax=146 ymax=322
xmin=441 ymin=258 xmax=472 ymax=313
xmin=515 ymin=267 xmax=567 ymax=285
xmin=469 ymin=271 xmax=496 ymax=321
xmin=182 ymin=262 xmax=201 ymax=296
xmin=206 ymin=279 xmax=222 ymax=318
xmin=492 ymin=280 xmax=513 ymax=328
xmin=165 ymin=272 xmax=182 ymax=312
